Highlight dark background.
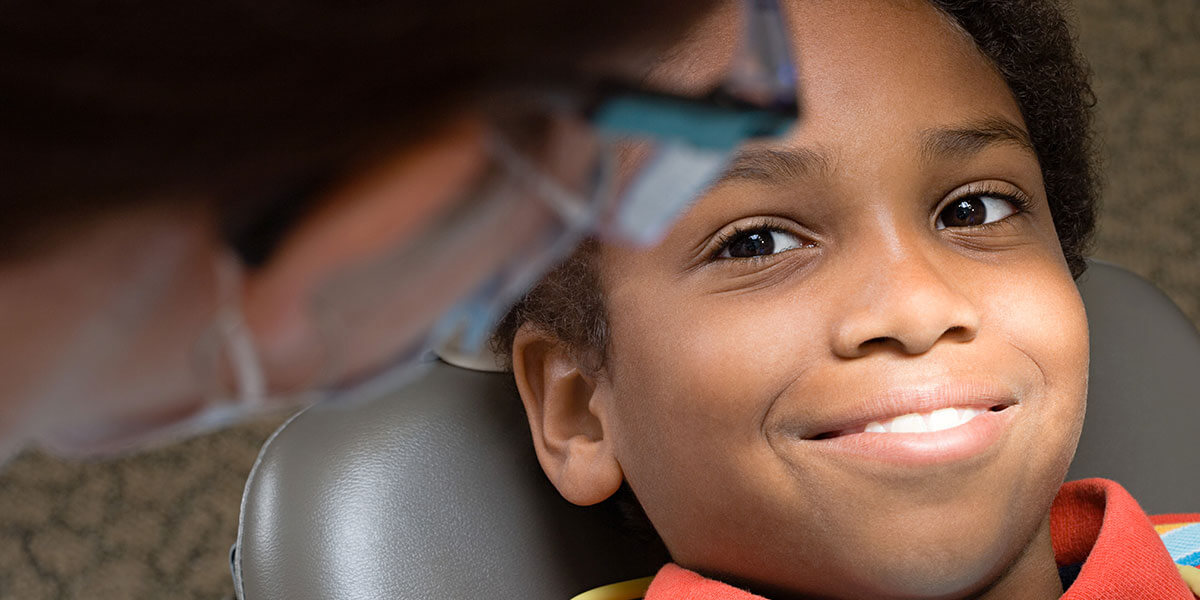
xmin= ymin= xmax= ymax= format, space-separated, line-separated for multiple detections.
xmin=1 ymin=1 xmax=1196 ymax=597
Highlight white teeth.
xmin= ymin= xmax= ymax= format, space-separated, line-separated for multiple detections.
xmin=859 ymin=406 xmax=988 ymax=434
xmin=958 ymin=407 xmax=984 ymax=425
xmin=889 ymin=413 xmax=927 ymax=433
xmin=926 ymin=407 xmax=960 ymax=432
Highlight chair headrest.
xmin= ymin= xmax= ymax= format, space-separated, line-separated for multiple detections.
xmin=235 ymin=359 xmax=668 ymax=600
xmin=1066 ymin=260 xmax=1200 ymax=514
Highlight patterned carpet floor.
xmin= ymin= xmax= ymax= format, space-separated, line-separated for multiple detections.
xmin=1 ymin=1 xmax=1196 ymax=598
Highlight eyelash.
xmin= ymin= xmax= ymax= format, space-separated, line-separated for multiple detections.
xmin=708 ymin=185 xmax=1034 ymax=262
xmin=709 ymin=219 xmax=806 ymax=261
xmin=937 ymin=185 xmax=1034 ymax=228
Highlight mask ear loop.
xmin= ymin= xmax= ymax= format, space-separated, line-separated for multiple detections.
xmin=487 ymin=130 xmax=596 ymax=231
xmin=211 ymin=251 xmax=268 ymax=408
xmin=424 ymin=127 xmax=608 ymax=361
xmin=198 ymin=248 xmax=334 ymax=412
xmin=191 ymin=250 xmax=271 ymax=413
xmin=36 ymin=241 xmax=277 ymax=457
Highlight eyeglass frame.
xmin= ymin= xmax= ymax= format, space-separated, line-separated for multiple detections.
xmin=222 ymin=0 xmax=799 ymax=268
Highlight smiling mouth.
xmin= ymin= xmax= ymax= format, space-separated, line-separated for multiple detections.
xmin=811 ymin=404 xmax=1011 ymax=440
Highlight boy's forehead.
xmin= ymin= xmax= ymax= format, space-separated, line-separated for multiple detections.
xmin=648 ymin=0 xmax=1025 ymax=174
xmin=787 ymin=1 xmax=1011 ymax=104
xmin=647 ymin=0 xmax=1017 ymax=118
xmin=612 ymin=0 xmax=1040 ymax=258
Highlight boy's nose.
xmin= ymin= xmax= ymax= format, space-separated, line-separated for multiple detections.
xmin=829 ymin=243 xmax=980 ymax=359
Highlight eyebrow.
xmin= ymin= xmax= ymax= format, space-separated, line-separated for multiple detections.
xmin=716 ymin=146 xmax=833 ymax=185
xmin=919 ymin=117 xmax=1036 ymax=162
xmin=713 ymin=116 xmax=1035 ymax=187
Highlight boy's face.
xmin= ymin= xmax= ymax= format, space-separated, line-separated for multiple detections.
xmin=594 ymin=1 xmax=1088 ymax=598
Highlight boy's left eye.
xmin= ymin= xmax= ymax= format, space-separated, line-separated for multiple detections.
xmin=718 ymin=228 xmax=805 ymax=259
xmin=935 ymin=195 xmax=1017 ymax=230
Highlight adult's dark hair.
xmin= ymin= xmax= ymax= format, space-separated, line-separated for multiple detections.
xmin=495 ymin=0 xmax=1100 ymax=371
xmin=0 ymin=0 xmax=715 ymax=257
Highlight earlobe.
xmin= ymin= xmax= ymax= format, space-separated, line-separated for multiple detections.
xmin=512 ymin=324 xmax=623 ymax=506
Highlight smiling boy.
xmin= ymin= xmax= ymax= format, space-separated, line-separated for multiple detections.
xmin=495 ymin=1 xmax=1200 ymax=598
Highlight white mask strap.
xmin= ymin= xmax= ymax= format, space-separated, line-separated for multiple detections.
xmin=212 ymin=252 xmax=268 ymax=407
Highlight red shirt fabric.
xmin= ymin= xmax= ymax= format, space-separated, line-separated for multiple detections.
xmin=642 ymin=479 xmax=1198 ymax=599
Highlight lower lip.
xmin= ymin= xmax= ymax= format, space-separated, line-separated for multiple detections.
xmin=796 ymin=406 xmax=1018 ymax=467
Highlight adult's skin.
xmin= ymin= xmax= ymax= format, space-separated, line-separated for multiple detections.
xmin=0 ymin=1 xmax=721 ymax=462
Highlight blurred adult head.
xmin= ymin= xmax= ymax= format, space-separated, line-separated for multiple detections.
xmin=0 ymin=0 xmax=760 ymax=460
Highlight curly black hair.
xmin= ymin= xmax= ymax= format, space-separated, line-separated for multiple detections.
xmin=494 ymin=0 xmax=1100 ymax=370
xmin=931 ymin=0 xmax=1099 ymax=278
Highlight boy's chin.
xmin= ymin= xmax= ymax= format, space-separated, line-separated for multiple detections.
xmin=839 ymin=504 xmax=1053 ymax=598
xmin=726 ymin=551 xmax=1025 ymax=600
xmin=842 ymin=534 xmax=1040 ymax=599
xmin=698 ymin=507 xmax=1055 ymax=600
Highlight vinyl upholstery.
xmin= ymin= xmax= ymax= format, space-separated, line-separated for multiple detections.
xmin=1066 ymin=260 xmax=1200 ymax=513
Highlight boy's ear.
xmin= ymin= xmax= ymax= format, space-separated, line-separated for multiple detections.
xmin=511 ymin=324 xmax=623 ymax=506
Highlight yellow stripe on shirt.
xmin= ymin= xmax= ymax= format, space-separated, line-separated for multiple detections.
xmin=570 ymin=576 xmax=654 ymax=600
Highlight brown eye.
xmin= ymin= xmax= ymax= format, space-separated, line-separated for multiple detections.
xmin=936 ymin=195 xmax=1017 ymax=230
xmin=718 ymin=227 xmax=804 ymax=259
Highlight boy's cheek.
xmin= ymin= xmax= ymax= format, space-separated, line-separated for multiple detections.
xmin=988 ymin=262 xmax=1089 ymax=397
xmin=607 ymin=293 xmax=809 ymax=415
xmin=981 ymin=258 xmax=1089 ymax=472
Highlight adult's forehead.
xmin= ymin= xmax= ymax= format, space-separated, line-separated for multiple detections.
xmin=642 ymin=0 xmax=740 ymax=95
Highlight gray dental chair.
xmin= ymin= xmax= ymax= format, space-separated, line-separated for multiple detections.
xmin=232 ymin=260 xmax=1199 ymax=600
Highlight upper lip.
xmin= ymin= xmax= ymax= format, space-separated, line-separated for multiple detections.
xmin=782 ymin=381 xmax=1019 ymax=440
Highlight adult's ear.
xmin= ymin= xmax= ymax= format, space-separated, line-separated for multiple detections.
xmin=512 ymin=324 xmax=623 ymax=506
xmin=239 ymin=114 xmax=488 ymax=389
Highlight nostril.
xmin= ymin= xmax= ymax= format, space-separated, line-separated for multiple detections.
xmin=862 ymin=337 xmax=891 ymax=347
xmin=946 ymin=325 xmax=970 ymax=339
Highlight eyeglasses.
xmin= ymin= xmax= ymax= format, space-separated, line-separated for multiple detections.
xmin=301 ymin=0 xmax=800 ymax=384
xmin=50 ymin=0 xmax=800 ymax=456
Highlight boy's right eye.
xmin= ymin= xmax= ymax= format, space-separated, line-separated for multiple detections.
xmin=717 ymin=227 xmax=807 ymax=259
